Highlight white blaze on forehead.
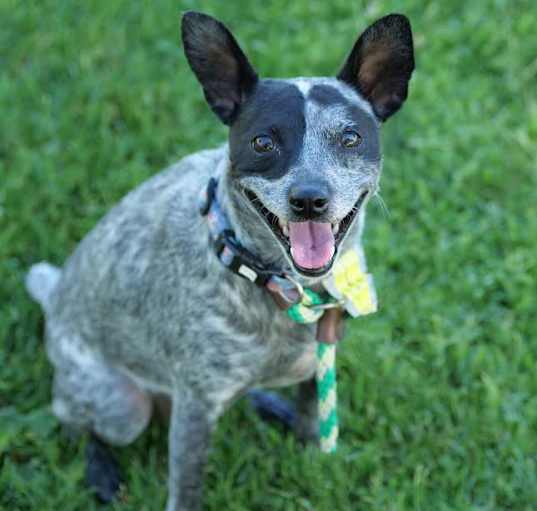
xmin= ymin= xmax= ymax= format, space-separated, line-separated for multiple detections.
xmin=286 ymin=77 xmax=376 ymax=120
xmin=291 ymin=78 xmax=313 ymax=96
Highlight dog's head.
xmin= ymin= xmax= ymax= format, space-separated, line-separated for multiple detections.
xmin=182 ymin=12 xmax=414 ymax=279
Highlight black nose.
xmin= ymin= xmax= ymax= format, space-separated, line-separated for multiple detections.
xmin=289 ymin=182 xmax=330 ymax=219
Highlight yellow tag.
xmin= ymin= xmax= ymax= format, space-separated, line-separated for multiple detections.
xmin=330 ymin=249 xmax=377 ymax=316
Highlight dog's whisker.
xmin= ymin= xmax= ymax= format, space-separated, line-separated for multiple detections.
xmin=373 ymin=193 xmax=390 ymax=218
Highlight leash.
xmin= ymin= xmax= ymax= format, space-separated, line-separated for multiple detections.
xmin=199 ymin=178 xmax=377 ymax=452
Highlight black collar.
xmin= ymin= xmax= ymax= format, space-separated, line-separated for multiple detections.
xmin=199 ymin=177 xmax=284 ymax=287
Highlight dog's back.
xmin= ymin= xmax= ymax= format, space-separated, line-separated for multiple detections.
xmin=28 ymin=146 xmax=225 ymax=375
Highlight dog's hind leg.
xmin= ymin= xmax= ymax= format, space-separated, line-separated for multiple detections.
xmin=51 ymin=343 xmax=152 ymax=447
xmin=49 ymin=332 xmax=152 ymax=501
xmin=85 ymin=434 xmax=123 ymax=502
xmin=248 ymin=389 xmax=297 ymax=429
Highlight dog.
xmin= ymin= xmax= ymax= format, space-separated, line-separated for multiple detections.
xmin=26 ymin=11 xmax=414 ymax=510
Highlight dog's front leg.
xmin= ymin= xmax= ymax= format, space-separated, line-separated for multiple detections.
xmin=294 ymin=377 xmax=319 ymax=444
xmin=166 ymin=389 xmax=213 ymax=511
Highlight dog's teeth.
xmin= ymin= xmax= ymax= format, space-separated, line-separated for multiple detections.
xmin=332 ymin=223 xmax=340 ymax=236
xmin=278 ymin=218 xmax=289 ymax=237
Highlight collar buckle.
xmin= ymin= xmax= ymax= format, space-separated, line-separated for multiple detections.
xmin=212 ymin=229 xmax=270 ymax=287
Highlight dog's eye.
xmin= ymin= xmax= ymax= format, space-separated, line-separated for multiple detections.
xmin=341 ymin=129 xmax=362 ymax=148
xmin=252 ymin=135 xmax=275 ymax=153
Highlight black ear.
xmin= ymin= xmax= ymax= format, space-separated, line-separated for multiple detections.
xmin=181 ymin=12 xmax=258 ymax=125
xmin=338 ymin=14 xmax=415 ymax=121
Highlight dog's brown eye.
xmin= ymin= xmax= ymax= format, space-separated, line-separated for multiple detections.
xmin=341 ymin=129 xmax=362 ymax=148
xmin=252 ymin=135 xmax=274 ymax=153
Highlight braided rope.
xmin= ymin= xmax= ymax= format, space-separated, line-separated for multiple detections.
xmin=316 ymin=342 xmax=338 ymax=452
xmin=286 ymin=249 xmax=377 ymax=454
xmin=287 ymin=288 xmax=324 ymax=323
xmin=287 ymin=290 xmax=339 ymax=452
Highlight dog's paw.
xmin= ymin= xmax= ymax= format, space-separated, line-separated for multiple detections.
xmin=85 ymin=436 xmax=123 ymax=503
xmin=248 ymin=390 xmax=296 ymax=430
xmin=293 ymin=415 xmax=319 ymax=446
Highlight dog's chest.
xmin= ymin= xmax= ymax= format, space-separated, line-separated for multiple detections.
xmin=260 ymin=337 xmax=317 ymax=388
xmin=250 ymin=306 xmax=318 ymax=388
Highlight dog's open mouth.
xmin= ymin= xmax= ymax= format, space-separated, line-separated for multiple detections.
xmin=244 ymin=189 xmax=369 ymax=276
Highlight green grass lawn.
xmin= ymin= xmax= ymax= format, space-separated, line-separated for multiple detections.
xmin=2 ymin=0 xmax=537 ymax=509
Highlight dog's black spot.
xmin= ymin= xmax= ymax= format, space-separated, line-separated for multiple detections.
xmin=309 ymin=84 xmax=381 ymax=163
xmin=229 ymin=79 xmax=305 ymax=180
xmin=308 ymin=84 xmax=348 ymax=107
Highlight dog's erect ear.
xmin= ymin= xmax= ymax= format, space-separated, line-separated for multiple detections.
xmin=338 ymin=14 xmax=414 ymax=121
xmin=181 ymin=12 xmax=259 ymax=125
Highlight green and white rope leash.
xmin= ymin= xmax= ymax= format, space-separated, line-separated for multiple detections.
xmin=286 ymin=248 xmax=377 ymax=453
xmin=287 ymin=289 xmax=340 ymax=453
xmin=317 ymin=342 xmax=338 ymax=452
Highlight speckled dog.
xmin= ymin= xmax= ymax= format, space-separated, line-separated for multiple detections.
xmin=26 ymin=11 xmax=414 ymax=511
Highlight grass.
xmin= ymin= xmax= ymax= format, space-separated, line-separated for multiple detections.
xmin=1 ymin=0 xmax=537 ymax=509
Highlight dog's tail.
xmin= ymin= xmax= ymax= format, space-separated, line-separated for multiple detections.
xmin=26 ymin=261 xmax=62 ymax=313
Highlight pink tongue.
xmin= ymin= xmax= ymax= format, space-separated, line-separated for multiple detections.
xmin=288 ymin=221 xmax=335 ymax=270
